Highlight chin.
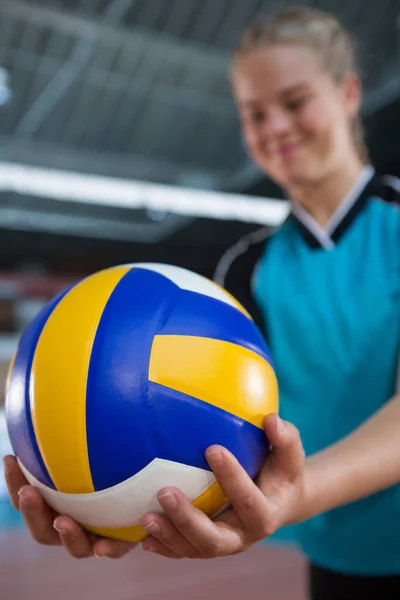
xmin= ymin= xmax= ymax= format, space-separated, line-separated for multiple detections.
xmin=257 ymin=156 xmax=311 ymax=189
xmin=275 ymin=161 xmax=326 ymax=188
xmin=285 ymin=171 xmax=313 ymax=186
xmin=271 ymin=168 xmax=311 ymax=189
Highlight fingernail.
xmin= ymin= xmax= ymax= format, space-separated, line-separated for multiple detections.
xmin=17 ymin=488 xmax=30 ymax=504
xmin=277 ymin=416 xmax=286 ymax=433
xmin=94 ymin=552 xmax=105 ymax=558
xmin=205 ymin=449 xmax=224 ymax=467
xmin=158 ymin=491 xmax=178 ymax=509
xmin=53 ymin=519 xmax=68 ymax=535
xmin=142 ymin=520 xmax=160 ymax=534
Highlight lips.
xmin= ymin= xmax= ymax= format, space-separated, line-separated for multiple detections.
xmin=263 ymin=142 xmax=302 ymax=160
xmin=276 ymin=143 xmax=300 ymax=158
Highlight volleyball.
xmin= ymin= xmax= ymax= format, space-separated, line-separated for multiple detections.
xmin=5 ymin=263 xmax=278 ymax=542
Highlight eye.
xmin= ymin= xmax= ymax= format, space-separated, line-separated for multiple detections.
xmin=243 ymin=110 xmax=265 ymax=125
xmin=286 ymin=96 xmax=312 ymax=112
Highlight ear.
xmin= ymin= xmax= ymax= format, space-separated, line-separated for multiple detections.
xmin=341 ymin=73 xmax=362 ymax=120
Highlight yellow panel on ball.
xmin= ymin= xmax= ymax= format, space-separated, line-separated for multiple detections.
xmin=83 ymin=522 xmax=148 ymax=543
xmin=30 ymin=266 xmax=131 ymax=494
xmin=149 ymin=335 xmax=278 ymax=429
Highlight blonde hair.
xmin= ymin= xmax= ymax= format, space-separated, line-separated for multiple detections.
xmin=233 ymin=8 xmax=369 ymax=164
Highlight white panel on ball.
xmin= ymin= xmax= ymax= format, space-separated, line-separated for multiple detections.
xmin=123 ymin=263 xmax=238 ymax=310
xmin=18 ymin=458 xmax=216 ymax=528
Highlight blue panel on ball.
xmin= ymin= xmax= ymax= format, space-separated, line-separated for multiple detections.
xmin=149 ymin=381 xmax=269 ymax=479
xmin=86 ymin=268 xmax=180 ymax=491
xmin=5 ymin=286 xmax=75 ymax=488
xmin=157 ymin=289 xmax=273 ymax=366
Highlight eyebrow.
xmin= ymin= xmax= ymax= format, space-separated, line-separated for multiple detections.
xmin=281 ymin=82 xmax=313 ymax=96
xmin=238 ymin=82 xmax=313 ymax=108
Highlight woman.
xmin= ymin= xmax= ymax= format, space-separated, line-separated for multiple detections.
xmin=4 ymin=8 xmax=400 ymax=599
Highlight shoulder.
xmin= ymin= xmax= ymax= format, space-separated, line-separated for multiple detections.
xmin=367 ymin=174 xmax=400 ymax=206
xmin=213 ymin=227 xmax=272 ymax=333
xmin=213 ymin=227 xmax=271 ymax=290
xmin=213 ymin=220 xmax=294 ymax=339
xmin=213 ymin=217 xmax=296 ymax=289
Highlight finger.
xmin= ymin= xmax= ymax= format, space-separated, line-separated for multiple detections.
xmin=18 ymin=486 xmax=61 ymax=545
xmin=92 ymin=538 xmax=137 ymax=559
xmin=141 ymin=511 xmax=200 ymax=558
xmin=151 ymin=488 xmax=239 ymax=557
xmin=53 ymin=516 xmax=96 ymax=558
xmin=141 ymin=538 xmax=183 ymax=559
xmin=264 ymin=414 xmax=305 ymax=479
xmin=3 ymin=456 xmax=29 ymax=510
xmin=205 ymin=447 xmax=270 ymax=540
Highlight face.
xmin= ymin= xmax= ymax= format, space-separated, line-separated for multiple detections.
xmin=232 ymin=44 xmax=361 ymax=189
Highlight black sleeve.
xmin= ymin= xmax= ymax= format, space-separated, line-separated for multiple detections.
xmin=214 ymin=232 xmax=270 ymax=343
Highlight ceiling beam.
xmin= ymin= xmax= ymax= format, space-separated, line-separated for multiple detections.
xmin=0 ymin=135 xmax=231 ymax=186
xmin=1 ymin=0 xmax=230 ymax=69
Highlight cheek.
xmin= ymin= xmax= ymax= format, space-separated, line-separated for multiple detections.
xmin=299 ymin=103 xmax=345 ymax=155
xmin=298 ymin=104 xmax=328 ymax=139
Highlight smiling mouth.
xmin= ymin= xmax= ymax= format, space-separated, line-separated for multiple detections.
xmin=276 ymin=143 xmax=301 ymax=158
xmin=263 ymin=143 xmax=302 ymax=161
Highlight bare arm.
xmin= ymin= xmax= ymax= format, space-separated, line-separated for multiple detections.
xmin=294 ymin=393 xmax=400 ymax=523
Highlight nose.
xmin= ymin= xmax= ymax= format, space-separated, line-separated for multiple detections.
xmin=262 ymin=108 xmax=292 ymax=138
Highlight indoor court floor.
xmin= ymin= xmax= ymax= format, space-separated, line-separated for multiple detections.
xmin=0 ymin=504 xmax=307 ymax=600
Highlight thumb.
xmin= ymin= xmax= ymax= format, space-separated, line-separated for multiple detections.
xmin=263 ymin=413 xmax=305 ymax=480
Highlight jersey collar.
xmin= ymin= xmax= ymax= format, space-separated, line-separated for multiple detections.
xmin=291 ymin=165 xmax=375 ymax=249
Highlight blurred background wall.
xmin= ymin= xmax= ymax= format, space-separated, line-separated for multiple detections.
xmin=0 ymin=1 xmax=399 ymax=598
xmin=0 ymin=0 xmax=399 ymax=283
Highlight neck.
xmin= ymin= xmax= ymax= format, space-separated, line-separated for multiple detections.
xmin=287 ymin=156 xmax=366 ymax=228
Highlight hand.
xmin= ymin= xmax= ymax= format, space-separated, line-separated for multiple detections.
xmin=139 ymin=414 xmax=305 ymax=559
xmin=2 ymin=456 xmax=137 ymax=559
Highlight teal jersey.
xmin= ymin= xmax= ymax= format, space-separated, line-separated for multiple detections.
xmin=215 ymin=168 xmax=400 ymax=575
